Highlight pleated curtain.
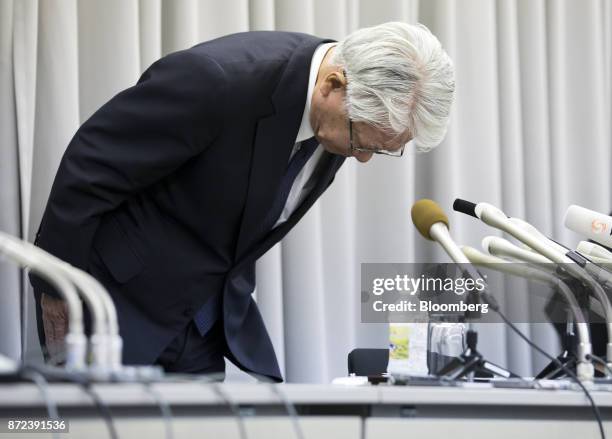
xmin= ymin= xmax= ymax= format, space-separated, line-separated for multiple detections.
xmin=1 ymin=0 xmax=610 ymax=382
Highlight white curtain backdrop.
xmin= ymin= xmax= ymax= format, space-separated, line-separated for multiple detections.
xmin=1 ymin=0 xmax=610 ymax=382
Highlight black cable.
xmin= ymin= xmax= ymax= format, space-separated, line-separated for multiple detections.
xmin=80 ymin=382 xmax=120 ymax=439
xmin=141 ymin=379 xmax=174 ymax=439
xmin=169 ymin=372 xmax=249 ymax=439
xmin=22 ymin=365 xmax=119 ymax=439
xmin=149 ymin=372 xmax=242 ymax=439
xmin=265 ymin=382 xmax=305 ymax=439
xmin=489 ymin=305 xmax=605 ymax=439
xmin=19 ymin=367 xmax=61 ymax=439
xmin=276 ymin=385 xmax=302 ymax=438
xmin=209 ymin=379 xmax=249 ymax=439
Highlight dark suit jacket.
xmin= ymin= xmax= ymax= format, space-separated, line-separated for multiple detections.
xmin=31 ymin=31 xmax=344 ymax=382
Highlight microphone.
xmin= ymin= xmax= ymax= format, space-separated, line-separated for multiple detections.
xmin=500 ymin=219 xmax=612 ymax=289
xmin=463 ymin=246 xmax=551 ymax=282
xmin=506 ymin=217 xmax=569 ymax=255
xmin=565 ymin=205 xmax=612 ymax=249
xmin=475 ymin=208 xmax=611 ymax=276
xmin=411 ymin=199 xmax=495 ymax=310
xmin=453 ymin=199 xmax=574 ymax=264
xmin=454 ymin=198 xmax=612 ymax=371
xmin=482 ymin=236 xmax=551 ymax=267
xmin=578 ymin=241 xmax=612 ymax=262
xmin=584 ymin=255 xmax=612 ymax=269
xmin=461 ymin=246 xmax=593 ymax=380
xmin=411 ymin=199 xmax=469 ymax=264
xmin=0 ymin=232 xmax=87 ymax=370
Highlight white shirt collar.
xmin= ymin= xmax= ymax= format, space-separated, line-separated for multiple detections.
xmin=295 ymin=42 xmax=337 ymax=144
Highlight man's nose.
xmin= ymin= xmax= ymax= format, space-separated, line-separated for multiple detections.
xmin=355 ymin=151 xmax=373 ymax=163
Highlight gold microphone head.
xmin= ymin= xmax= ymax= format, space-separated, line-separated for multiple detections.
xmin=411 ymin=199 xmax=449 ymax=241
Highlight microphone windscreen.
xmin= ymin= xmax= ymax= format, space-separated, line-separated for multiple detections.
xmin=411 ymin=199 xmax=449 ymax=240
xmin=564 ymin=205 xmax=612 ymax=249
xmin=453 ymin=198 xmax=478 ymax=218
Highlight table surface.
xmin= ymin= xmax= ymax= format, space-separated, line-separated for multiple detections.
xmin=2 ymin=381 xmax=612 ymax=408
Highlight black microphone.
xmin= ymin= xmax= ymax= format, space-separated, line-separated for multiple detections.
xmin=452 ymin=198 xmax=478 ymax=218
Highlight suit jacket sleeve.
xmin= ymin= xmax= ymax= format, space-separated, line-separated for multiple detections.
xmin=34 ymin=50 xmax=227 ymax=281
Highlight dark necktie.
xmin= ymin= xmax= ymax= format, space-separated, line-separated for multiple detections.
xmin=260 ymin=136 xmax=319 ymax=232
xmin=193 ymin=137 xmax=319 ymax=337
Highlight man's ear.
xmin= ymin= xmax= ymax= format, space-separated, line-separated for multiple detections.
xmin=320 ymin=71 xmax=347 ymax=97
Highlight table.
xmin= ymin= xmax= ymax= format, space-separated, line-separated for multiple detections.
xmin=1 ymin=381 xmax=611 ymax=438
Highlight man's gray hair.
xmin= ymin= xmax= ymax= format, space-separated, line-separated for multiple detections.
xmin=331 ymin=22 xmax=455 ymax=152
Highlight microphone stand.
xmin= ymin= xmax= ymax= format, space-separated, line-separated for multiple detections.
xmin=434 ymin=264 xmax=518 ymax=380
xmin=536 ymin=312 xmax=577 ymax=379
xmin=536 ymin=274 xmax=594 ymax=379
xmin=436 ymin=329 xmax=518 ymax=380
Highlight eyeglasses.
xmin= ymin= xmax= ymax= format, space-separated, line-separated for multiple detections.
xmin=348 ymin=118 xmax=405 ymax=157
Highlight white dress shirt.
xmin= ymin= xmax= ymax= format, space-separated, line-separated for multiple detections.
xmin=273 ymin=42 xmax=337 ymax=228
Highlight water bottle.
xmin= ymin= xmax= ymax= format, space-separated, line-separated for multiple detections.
xmin=427 ymin=322 xmax=467 ymax=374
xmin=387 ymin=322 xmax=429 ymax=376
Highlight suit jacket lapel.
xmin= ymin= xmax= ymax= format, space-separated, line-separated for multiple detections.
xmin=234 ymin=111 xmax=296 ymax=259
xmin=234 ymin=35 xmax=334 ymax=261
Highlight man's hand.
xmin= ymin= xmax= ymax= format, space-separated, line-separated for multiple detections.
xmin=40 ymin=293 xmax=69 ymax=365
